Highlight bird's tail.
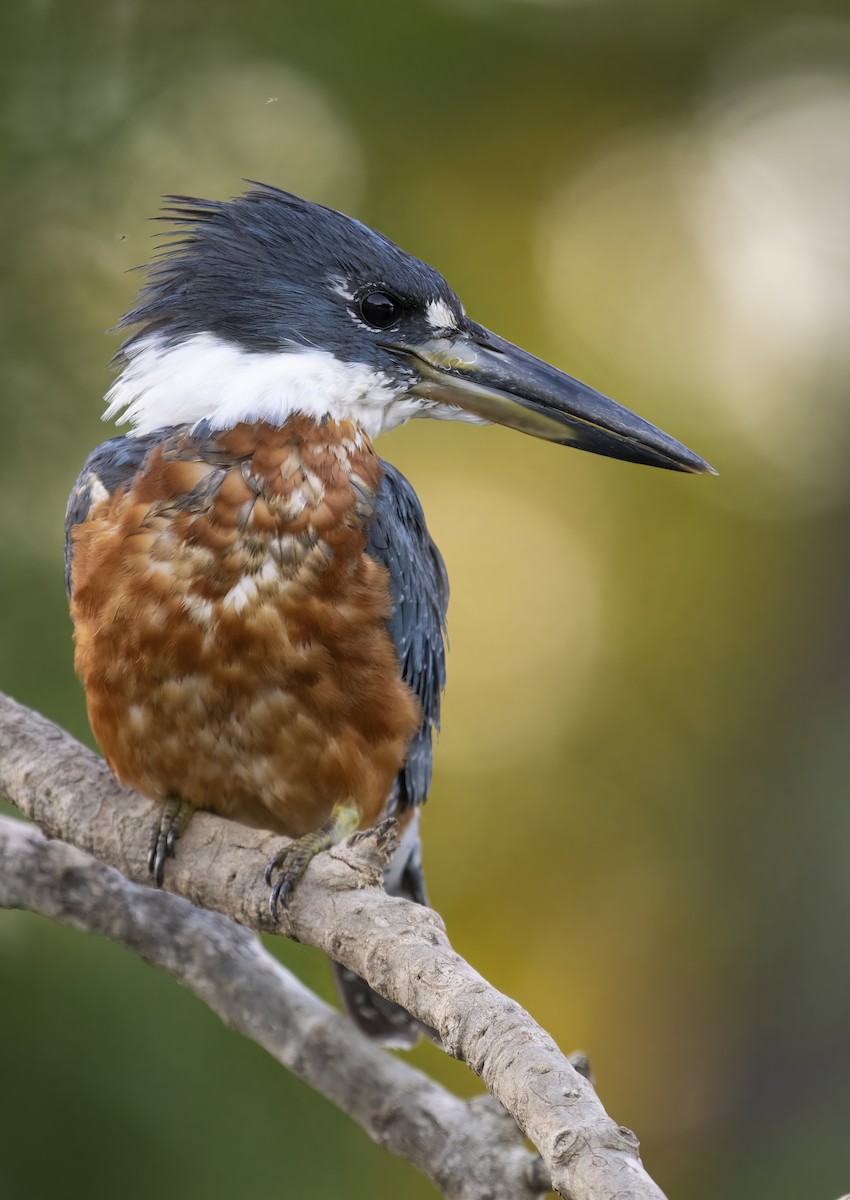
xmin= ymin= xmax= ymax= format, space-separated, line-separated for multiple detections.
xmin=329 ymin=812 xmax=436 ymax=1048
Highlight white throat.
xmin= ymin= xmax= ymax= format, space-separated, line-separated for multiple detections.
xmin=103 ymin=332 xmax=420 ymax=438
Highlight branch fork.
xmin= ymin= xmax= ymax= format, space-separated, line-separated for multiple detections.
xmin=0 ymin=690 xmax=667 ymax=1200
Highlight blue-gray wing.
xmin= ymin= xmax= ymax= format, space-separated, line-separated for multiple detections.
xmin=64 ymin=434 xmax=160 ymax=599
xmin=367 ymin=460 xmax=449 ymax=812
xmin=337 ymin=464 xmax=447 ymax=1045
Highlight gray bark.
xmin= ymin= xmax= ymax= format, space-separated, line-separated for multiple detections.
xmin=0 ymin=690 xmax=667 ymax=1200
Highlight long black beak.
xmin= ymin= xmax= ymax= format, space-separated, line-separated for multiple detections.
xmin=387 ymin=327 xmax=714 ymax=474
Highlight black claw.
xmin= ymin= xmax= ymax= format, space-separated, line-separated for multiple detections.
xmin=265 ymin=846 xmax=293 ymax=917
xmin=264 ymin=845 xmax=290 ymax=889
xmin=266 ymin=843 xmax=314 ymax=919
xmin=269 ymin=877 xmax=293 ymax=918
xmin=147 ymin=799 xmax=191 ymax=889
xmin=265 ymin=808 xmax=356 ymax=919
xmin=149 ymin=835 xmax=168 ymax=888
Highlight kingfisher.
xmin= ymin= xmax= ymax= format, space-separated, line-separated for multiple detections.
xmin=65 ymin=185 xmax=712 ymax=1045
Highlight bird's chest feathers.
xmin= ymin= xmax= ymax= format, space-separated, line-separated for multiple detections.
xmin=72 ymin=417 xmax=390 ymax=659
xmin=69 ymin=417 xmax=420 ymax=833
xmin=156 ymin=418 xmax=377 ymax=608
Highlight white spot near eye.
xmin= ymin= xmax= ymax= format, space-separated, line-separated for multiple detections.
xmin=426 ymin=298 xmax=458 ymax=332
xmin=329 ymin=275 xmax=354 ymax=302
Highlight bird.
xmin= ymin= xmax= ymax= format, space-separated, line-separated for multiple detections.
xmin=65 ymin=184 xmax=713 ymax=1046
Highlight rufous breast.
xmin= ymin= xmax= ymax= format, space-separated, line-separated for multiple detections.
xmin=69 ymin=417 xmax=421 ymax=837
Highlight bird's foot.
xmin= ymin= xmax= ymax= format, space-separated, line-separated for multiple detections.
xmin=265 ymin=801 xmax=359 ymax=917
xmin=349 ymin=814 xmax=399 ymax=859
xmin=148 ymin=796 xmax=194 ymax=887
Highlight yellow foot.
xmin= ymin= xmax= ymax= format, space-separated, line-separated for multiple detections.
xmin=265 ymin=802 xmax=359 ymax=917
xmin=148 ymin=796 xmax=194 ymax=887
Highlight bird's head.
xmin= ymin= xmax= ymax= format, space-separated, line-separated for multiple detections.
xmin=105 ymin=184 xmax=712 ymax=473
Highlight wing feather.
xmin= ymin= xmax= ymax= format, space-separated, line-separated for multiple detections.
xmin=367 ymin=460 xmax=449 ymax=811
xmin=64 ymin=434 xmax=161 ymax=598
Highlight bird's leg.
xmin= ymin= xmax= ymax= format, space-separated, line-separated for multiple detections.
xmin=148 ymin=794 xmax=194 ymax=888
xmin=265 ymin=801 xmax=359 ymax=916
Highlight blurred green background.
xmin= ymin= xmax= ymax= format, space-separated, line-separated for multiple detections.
xmin=2 ymin=0 xmax=849 ymax=1196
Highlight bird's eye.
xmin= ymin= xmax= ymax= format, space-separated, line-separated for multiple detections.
xmin=357 ymin=290 xmax=402 ymax=330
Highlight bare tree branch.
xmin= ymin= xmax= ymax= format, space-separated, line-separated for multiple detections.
xmin=0 ymin=691 xmax=668 ymax=1200
xmin=0 ymin=815 xmax=543 ymax=1200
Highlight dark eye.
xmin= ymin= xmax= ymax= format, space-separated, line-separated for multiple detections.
xmin=357 ymin=290 xmax=402 ymax=329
